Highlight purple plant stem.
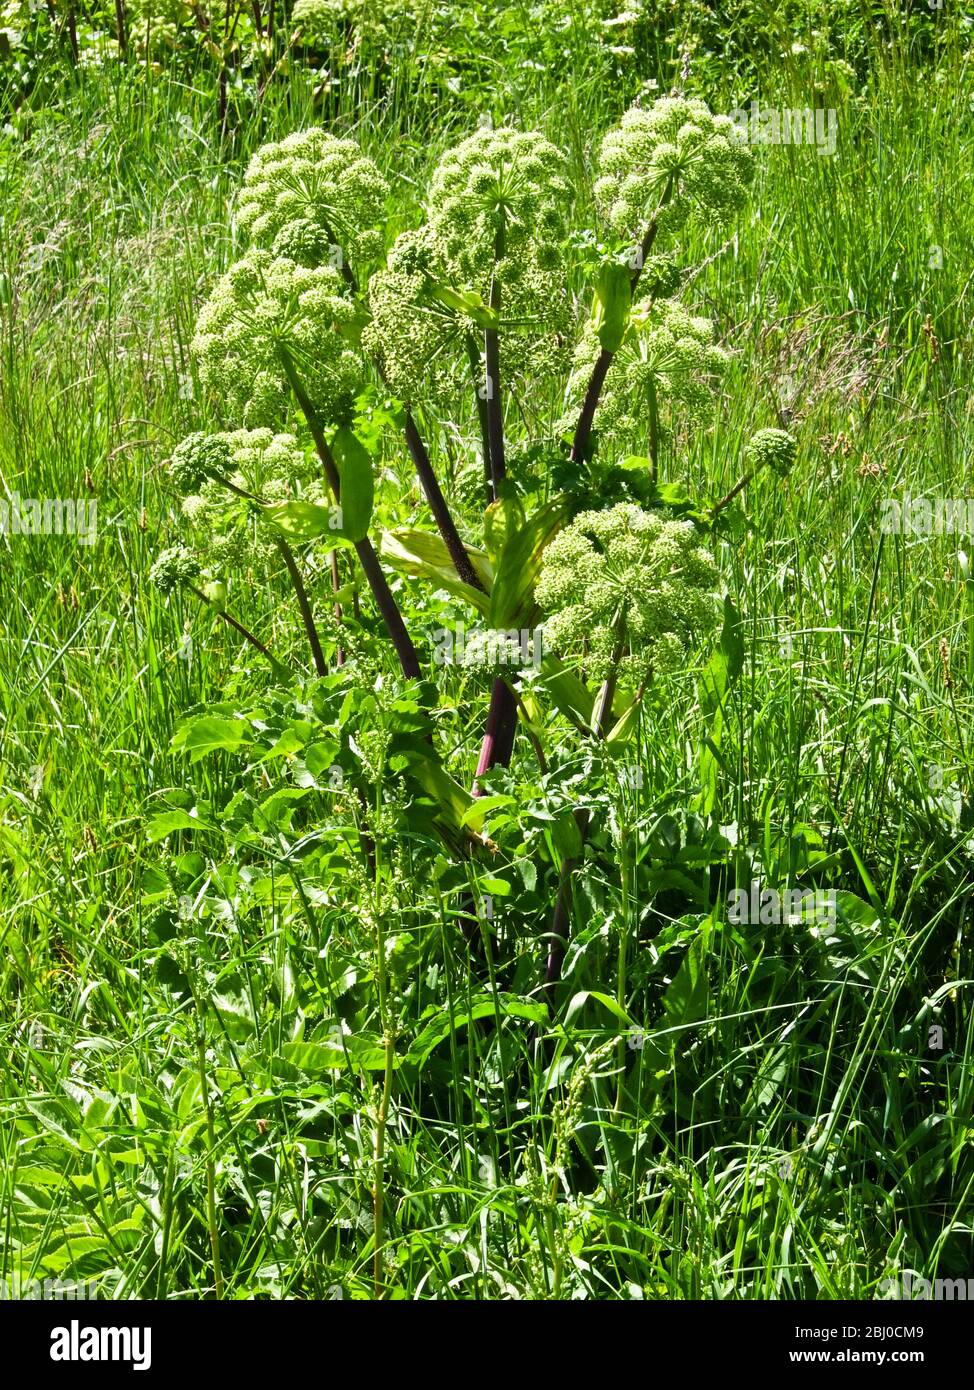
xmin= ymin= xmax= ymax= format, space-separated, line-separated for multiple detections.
xmin=280 ymin=351 xmax=422 ymax=681
xmin=570 ymin=179 xmax=674 ymax=463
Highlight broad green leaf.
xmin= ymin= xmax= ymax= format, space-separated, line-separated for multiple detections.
xmin=488 ymin=496 xmax=570 ymax=629
xmin=331 ymin=425 xmax=374 ymax=541
xmin=565 ymin=990 xmax=636 ymax=1027
xmin=605 ymin=692 xmax=643 ymax=746
xmin=381 ymin=528 xmax=492 ymax=614
xmin=263 ymin=499 xmax=355 ymax=545
xmin=483 ymin=495 xmax=526 ymax=567
xmin=255 ymin=787 xmax=309 ymax=830
xmin=407 ymin=996 xmax=547 ymax=1066
xmin=171 ymin=716 xmax=253 ymax=762
xmin=459 ymin=794 xmax=516 ymax=827
xmin=146 ymin=809 xmax=214 ymax=843
xmin=661 ymin=918 xmax=711 ymax=1028
xmin=406 ymin=748 xmax=481 ymax=837
xmin=282 ymin=1036 xmax=395 ymax=1072
xmin=539 ymin=654 xmax=595 ymax=730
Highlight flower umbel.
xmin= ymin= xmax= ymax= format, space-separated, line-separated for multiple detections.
xmin=744 ymin=427 xmax=798 ymax=478
xmin=192 ymin=248 xmax=363 ymax=427
xmin=149 ymin=544 xmax=202 ymax=596
xmin=567 ymin=296 xmax=729 ymax=447
xmin=535 ymin=502 xmax=721 ymax=685
xmin=169 ymin=432 xmax=233 ymax=493
xmin=595 ymin=97 xmax=753 ymax=243
xmin=236 ymin=128 xmax=387 ymax=269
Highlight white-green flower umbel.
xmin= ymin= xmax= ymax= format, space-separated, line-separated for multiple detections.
xmin=595 ymin=97 xmax=753 ymax=243
xmin=535 ymin=503 xmax=721 ymax=685
xmin=192 ymin=249 xmax=364 ymax=427
xmin=364 ymin=227 xmax=467 ymax=407
xmin=568 ymin=296 xmax=729 ymax=444
xmin=427 ymin=126 xmax=568 ymax=281
xmin=367 ymin=127 xmax=571 ymax=407
xmin=744 ymin=427 xmax=798 ymax=478
xmin=177 ymin=428 xmax=328 ymax=568
xmin=236 ymin=128 xmax=387 ymax=268
xmin=169 ymin=432 xmax=233 ymax=493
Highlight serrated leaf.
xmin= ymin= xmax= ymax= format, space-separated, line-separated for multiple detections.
xmin=171 ymin=716 xmax=253 ymax=763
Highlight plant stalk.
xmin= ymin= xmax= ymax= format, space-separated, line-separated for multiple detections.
xmin=570 ymin=177 xmax=674 ymax=462
xmin=274 ymin=534 xmax=327 ymax=677
xmin=279 ymin=349 xmax=422 ymax=680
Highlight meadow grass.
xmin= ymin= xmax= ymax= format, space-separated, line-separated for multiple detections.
xmin=0 ymin=13 xmax=973 ymax=1299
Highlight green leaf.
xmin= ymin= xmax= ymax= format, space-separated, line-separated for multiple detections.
xmin=420 ymin=279 xmax=500 ymax=329
xmin=483 ymin=495 xmax=526 ymax=567
xmin=156 ymin=952 xmax=192 ymax=998
xmin=459 ymin=794 xmax=516 ymax=827
xmin=488 ymin=496 xmax=570 ymax=629
xmin=263 ymin=499 xmax=355 ymax=545
xmin=592 ymin=261 xmax=632 ymax=352
xmin=565 ymin=990 xmax=636 ymax=1028
xmin=661 ymin=919 xmax=711 ymax=1028
xmin=406 ymin=995 xmax=547 ymax=1066
xmin=538 ymin=654 xmax=595 ymax=730
xmin=331 ymin=426 xmax=374 ymax=542
xmin=605 ymin=692 xmax=643 ymax=746
xmin=381 ymin=528 xmax=492 ymax=614
xmin=551 ymin=811 xmax=583 ymax=860
xmin=281 ymin=1036 xmax=395 ymax=1073
xmin=146 ymin=809 xmax=214 ymax=842
xmin=406 ymin=748 xmax=481 ymax=837
xmin=171 ymin=716 xmax=253 ymax=763
xmin=255 ymin=787 xmax=310 ymax=830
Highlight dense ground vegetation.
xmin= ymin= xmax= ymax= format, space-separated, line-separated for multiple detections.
xmin=1 ymin=2 xmax=973 ymax=1301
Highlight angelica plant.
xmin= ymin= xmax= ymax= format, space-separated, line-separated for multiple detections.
xmin=187 ymin=147 xmax=423 ymax=677
xmin=235 ymin=128 xmax=388 ymax=269
xmin=155 ymin=94 xmax=766 ymax=999
xmin=168 ymin=428 xmax=339 ymax=676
